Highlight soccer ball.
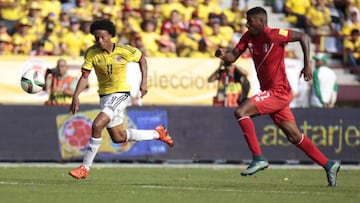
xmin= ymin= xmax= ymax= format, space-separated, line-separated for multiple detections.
xmin=20 ymin=70 xmax=45 ymax=94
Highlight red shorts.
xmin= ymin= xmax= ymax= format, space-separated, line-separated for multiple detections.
xmin=250 ymin=88 xmax=295 ymax=125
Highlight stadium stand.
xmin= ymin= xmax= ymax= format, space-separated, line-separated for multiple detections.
xmin=0 ymin=0 xmax=359 ymax=106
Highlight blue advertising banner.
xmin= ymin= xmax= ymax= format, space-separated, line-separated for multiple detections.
xmin=56 ymin=109 xmax=170 ymax=160
xmin=0 ymin=105 xmax=359 ymax=163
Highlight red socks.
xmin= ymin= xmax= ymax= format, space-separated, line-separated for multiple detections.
xmin=238 ymin=116 xmax=262 ymax=157
xmin=238 ymin=116 xmax=328 ymax=167
xmin=296 ymin=134 xmax=328 ymax=166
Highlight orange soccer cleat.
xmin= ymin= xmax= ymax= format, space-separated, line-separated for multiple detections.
xmin=69 ymin=165 xmax=89 ymax=179
xmin=155 ymin=125 xmax=174 ymax=147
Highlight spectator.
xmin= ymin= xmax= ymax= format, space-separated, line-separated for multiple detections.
xmin=11 ymin=37 xmax=23 ymax=55
xmin=204 ymin=18 xmax=228 ymax=55
xmin=36 ymin=25 xmax=61 ymax=55
xmin=197 ymin=0 xmax=222 ymax=24
xmin=159 ymin=0 xmax=183 ymax=20
xmin=11 ymin=18 xmax=35 ymax=55
xmin=138 ymin=19 xmax=162 ymax=57
xmin=320 ymin=0 xmax=346 ymax=53
xmin=340 ymin=7 xmax=360 ymax=36
xmin=283 ymin=0 xmax=311 ymax=34
xmin=310 ymin=53 xmax=338 ymax=108
xmin=0 ymin=0 xmax=27 ymax=35
xmin=116 ymin=6 xmax=141 ymax=42
xmin=26 ymin=2 xmax=45 ymax=42
xmin=59 ymin=11 xmax=71 ymax=36
xmin=179 ymin=0 xmax=196 ymax=22
xmin=160 ymin=9 xmax=186 ymax=44
xmin=139 ymin=4 xmax=162 ymax=34
xmin=0 ymin=34 xmax=11 ymax=55
xmin=185 ymin=11 xmax=205 ymax=35
xmin=128 ymin=32 xmax=148 ymax=56
xmin=88 ymin=0 xmax=103 ymax=19
xmin=123 ymin=0 xmax=142 ymax=9
xmin=343 ymin=28 xmax=360 ymax=66
xmin=0 ymin=22 xmax=13 ymax=52
xmin=306 ymin=0 xmax=332 ymax=38
xmin=189 ymin=38 xmax=213 ymax=57
xmin=219 ymin=13 xmax=235 ymax=43
xmin=69 ymin=0 xmax=92 ymax=21
xmin=222 ymin=0 xmax=244 ymax=26
xmin=327 ymin=0 xmax=346 ymax=34
xmin=44 ymin=12 xmax=62 ymax=39
xmin=60 ymin=17 xmax=85 ymax=57
xmin=80 ymin=18 xmax=95 ymax=55
xmin=44 ymin=58 xmax=77 ymax=106
xmin=41 ymin=0 xmax=62 ymax=20
xmin=31 ymin=40 xmax=50 ymax=56
xmin=208 ymin=61 xmax=249 ymax=107
xmin=176 ymin=20 xmax=203 ymax=57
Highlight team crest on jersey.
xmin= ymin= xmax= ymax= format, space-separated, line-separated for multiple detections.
xmin=115 ymin=56 xmax=122 ymax=63
xmin=263 ymin=43 xmax=270 ymax=53
xmin=248 ymin=43 xmax=254 ymax=55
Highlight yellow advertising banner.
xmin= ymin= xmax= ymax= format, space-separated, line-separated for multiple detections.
xmin=0 ymin=56 xmax=254 ymax=106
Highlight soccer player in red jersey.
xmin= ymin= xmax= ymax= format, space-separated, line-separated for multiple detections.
xmin=215 ymin=7 xmax=340 ymax=186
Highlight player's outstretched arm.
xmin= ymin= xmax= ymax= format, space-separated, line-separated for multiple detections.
xmin=215 ymin=47 xmax=242 ymax=64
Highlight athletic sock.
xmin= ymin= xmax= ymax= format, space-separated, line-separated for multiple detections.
xmin=238 ymin=116 xmax=262 ymax=157
xmin=253 ymin=155 xmax=266 ymax=161
xmin=82 ymin=137 xmax=102 ymax=170
xmin=126 ymin=129 xmax=159 ymax=142
xmin=324 ymin=160 xmax=336 ymax=171
xmin=296 ymin=134 xmax=328 ymax=167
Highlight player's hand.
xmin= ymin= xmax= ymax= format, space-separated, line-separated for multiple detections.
xmin=300 ymin=65 xmax=312 ymax=81
xmin=215 ymin=48 xmax=225 ymax=58
xmin=69 ymin=96 xmax=80 ymax=114
xmin=140 ymin=84 xmax=148 ymax=98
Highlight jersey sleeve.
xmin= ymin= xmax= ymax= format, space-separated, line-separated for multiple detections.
xmin=122 ymin=45 xmax=143 ymax=63
xmin=81 ymin=49 xmax=94 ymax=72
xmin=271 ymin=28 xmax=291 ymax=45
xmin=235 ymin=31 xmax=249 ymax=52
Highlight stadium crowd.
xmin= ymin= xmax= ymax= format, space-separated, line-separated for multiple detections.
xmin=0 ymin=0 xmax=360 ymax=63
xmin=271 ymin=0 xmax=360 ymax=67
xmin=0 ymin=0 xmax=252 ymax=58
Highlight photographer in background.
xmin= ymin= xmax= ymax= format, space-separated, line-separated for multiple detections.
xmin=208 ymin=60 xmax=250 ymax=107
xmin=44 ymin=58 xmax=77 ymax=106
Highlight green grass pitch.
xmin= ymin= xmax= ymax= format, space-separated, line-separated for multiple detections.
xmin=0 ymin=164 xmax=359 ymax=203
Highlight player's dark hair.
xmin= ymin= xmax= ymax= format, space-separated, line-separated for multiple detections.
xmin=90 ymin=19 xmax=116 ymax=37
xmin=247 ymin=7 xmax=267 ymax=18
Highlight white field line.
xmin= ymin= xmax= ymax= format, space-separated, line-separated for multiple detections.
xmin=0 ymin=181 xmax=335 ymax=196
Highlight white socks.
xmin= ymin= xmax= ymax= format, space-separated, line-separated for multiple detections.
xmin=126 ymin=129 xmax=159 ymax=142
xmin=82 ymin=129 xmax=160 ymax=170
xmin=82 ymin=137 xmax=102 ymax=171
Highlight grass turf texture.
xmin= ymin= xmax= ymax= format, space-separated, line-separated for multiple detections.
xmin=0 ymin=166 xmax=359 ymax=203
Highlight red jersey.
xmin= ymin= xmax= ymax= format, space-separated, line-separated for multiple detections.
xmin=236 ymin=27 xmax=291 ymax=92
